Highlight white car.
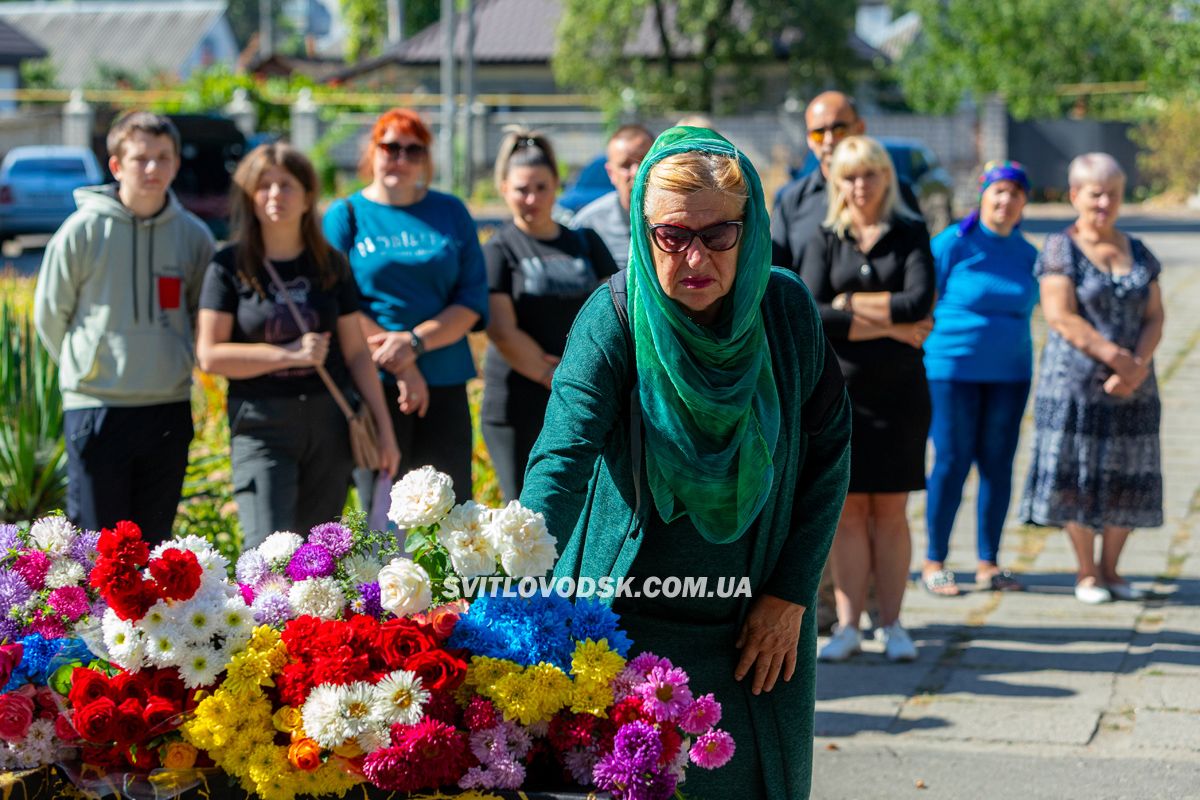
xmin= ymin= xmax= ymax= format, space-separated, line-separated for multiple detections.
xmin=0 ymin=145 xmax=104 ymax=243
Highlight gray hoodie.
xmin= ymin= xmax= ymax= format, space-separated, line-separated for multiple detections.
xmin=34 ymin=184 xmax=215 ymax=410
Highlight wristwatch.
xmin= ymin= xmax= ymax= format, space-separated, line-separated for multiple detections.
xmin=832 ymin=292 xmax=855 ymax=312
xmin=407 ymin=330 xmax=426 ymax=358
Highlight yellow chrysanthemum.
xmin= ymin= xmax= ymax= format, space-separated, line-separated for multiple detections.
xmin=570 ymin=679 xmax=614 ymax=717
xmin=571 ymin=639 xmax=626 ymax=685
xmin=489 ymin=663 xmax=572 ymax=725
xmin=464 ymin=656 xmax=522 ymax=693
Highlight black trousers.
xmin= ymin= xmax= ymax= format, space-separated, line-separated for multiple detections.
xmin=64 ymin=401 xmax=193 ymax=544
xmin=355 ymin=382 xmax=474 ymax=515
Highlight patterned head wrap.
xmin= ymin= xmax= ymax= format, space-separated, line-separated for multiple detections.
xmin=957 ymin=160 xmax=1031 ymax=235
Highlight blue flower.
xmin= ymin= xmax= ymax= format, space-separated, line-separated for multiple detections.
xmin=570 ymin=598 xmax=633 ymax=656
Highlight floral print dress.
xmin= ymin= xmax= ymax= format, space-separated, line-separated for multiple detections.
xmin=1020 ymin=231 xmax=1163 ymax=530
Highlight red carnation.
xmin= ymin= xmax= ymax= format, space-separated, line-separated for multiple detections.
xmin=96 ymin=521 xmax=149 ymax=566
xmin=73 ymin=697 xmax=118 ymax=743
xmin=658 ymin=724 xmax=683 ymax=766
xmin=69 ymin=669 xmax=113 ymax=709
xmin=147 ymin=548 xmax=202 ymax=602
xmin=104 ymin=582 xmax=157 ymax=622
xmin=403 ymin=649 xmax=467 ymax=693
xmin=612 ymin=696 xmax=648 ymax=726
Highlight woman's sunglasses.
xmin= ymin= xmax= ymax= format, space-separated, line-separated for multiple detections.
xmin=648 ymin=220 xmax=744 ymax=253
xmin=377 ymin=141 xmax=428 ymax=161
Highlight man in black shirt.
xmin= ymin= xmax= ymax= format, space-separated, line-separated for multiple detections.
xmin=771 ymin=91 xmax=922 ymax=272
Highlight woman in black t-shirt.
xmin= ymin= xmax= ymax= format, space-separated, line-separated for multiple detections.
xmin=196 ymin=143 xmax=399 ymax=548
xmin=483 ymin=130 xmax=618 ymax=500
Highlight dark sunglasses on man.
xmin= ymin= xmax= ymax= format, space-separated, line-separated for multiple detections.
xmin=648 ymin=220 xmax=744 ymax=253
xmin=377 ymin=141 xmax=428 ymax=161
xmin=807 ymin=122 xmax=852 ymax=144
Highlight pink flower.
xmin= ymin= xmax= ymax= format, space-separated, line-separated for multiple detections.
xmin=0 ymin=692 xmax=35 ymax=743
xmin=12 ymin=551 xmax=51 ymax=590
xmin=30 ymin=610 xmax=66 ymax=639
xmin=0 ymin=644 xmax=23 ymax=688
xmin=679 ymin=693 xmax=722 ymax=734
xmin=238 ymin=583 xmax=255 ymax=605
xmin=690 ymin=729 xmax=735 ymax=769
xmin=48 ymin=586 xmax=90 ymax=621
xmin=634 ymin=665 xmax=693 ymax=723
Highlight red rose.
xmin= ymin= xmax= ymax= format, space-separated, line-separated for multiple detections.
xmin=111 ymin=671 xmax=151 ymax=704
xmin=403 ymin=649 xmax=467 ymax=693
xmin=147 ymin=549 xmax=202 ymax=602
xmin=0 ymin=692 xmax=34 ymax=743
xmin=97 ymin=521 xmax=149 ymax=566
xmin=148 ymin=669 xmax=186 ymax=706
xmin=123 ymin=743 xmax=159 ymax=771
xmin=142 ymin=697 xmax=180 ymax=734
xmin=34 ymin=687 xmax=57 ymax=721
xmin=69 ymin=668 xmax=113 ymax=709
xmin=82 ymin=744 xmax=126 ymax=772
xmin=55 ymin=713 xmax=82 ymax=743
xmin=74 ymin=697 xmax=118 ymax=743
xmin=376 ymin=619 xmax=438 ymax=669
xmin=111 ymin=698 xmax=146 ymax=745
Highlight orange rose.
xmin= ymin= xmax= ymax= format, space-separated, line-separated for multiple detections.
xmin=288 ymin=737 xmax=322 ymax=772
xmin=159 ymin=741 xmax=198 ymax=770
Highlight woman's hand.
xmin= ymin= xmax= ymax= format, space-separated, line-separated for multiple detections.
xmin=734 ymin=594 xmax=805 ymax=695
xmin=1107 ymin=347 xmax=1149 ymax=388
xmin=286 ymin=332 xmax=330 ymax=367
xmin=368 ymin=331 xmax=417 ymax=375
xmin=377 ymin=432 xmax=401 ymax=477
xmin=396 ymin=365 xmax=429 ymax=417
xmin=889 ymin=317 xmax=933 ymax=349
xmin=540 ymin=354 xmax=561 ymax=389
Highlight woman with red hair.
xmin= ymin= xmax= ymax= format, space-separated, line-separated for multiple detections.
xmin=324 ymin=108 xmax=489 ymax=507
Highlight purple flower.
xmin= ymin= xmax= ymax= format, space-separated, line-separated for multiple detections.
xmin=285 ymin=543 xmax=335 ymax=581
xmin=308 ymin=522 xmax=353 ymax=558
xmin=0 ymin=618 xmax=22 ymax=644
xmin=0 ymin=571 xmax=32 ymax=612
xmin=635 ymin=665 xmax=693 ymax=723
xmin=251 ymin=592 xmax=293 ymax=626
xmin=69 ymin=530 xmax=100 ymax=569
xmin=352 ymin=582 xmax=382 ymax=617
xmin=610 ymin=720 xmax=662 ymax=773
xmin=0 ymin=525 xmax=19 ymax=554
xmin=235 ymin=551 xmax=270 ymax=586
xmin=47 ymin=586 xmax=89 ymax=621
xmin=594 ymin=722 xmax=677 ymax=800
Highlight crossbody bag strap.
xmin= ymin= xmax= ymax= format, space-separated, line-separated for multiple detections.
xmin=607 ymin=271 xmax=643 ymax=519
xmin=260 ymin=257 xmax=356 ymax=423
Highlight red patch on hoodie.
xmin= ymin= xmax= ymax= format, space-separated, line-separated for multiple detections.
xmin=158 ymin=276 xmax=181 ymax=310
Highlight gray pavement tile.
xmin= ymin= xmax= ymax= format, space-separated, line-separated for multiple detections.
xmin=815 ymin=661 xmax=935 ymax=703
xmin=1114 ymin=673 xmax=1200 ymax=712
xmin=814 ymin=697 xmax=913 ymax=737
xmin=895 ymin=697 xmax=1102 ymax=745
xmin=936 ymin=668 xmax=1114 ymax=708
xmin=1126 ymin=709 xmax=1200 ymax=751
xmin=957 ymin=639 xmax=1128 ymax=673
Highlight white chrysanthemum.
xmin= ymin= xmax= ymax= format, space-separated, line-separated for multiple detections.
xmin=144 ymin=628 xmax=180 ymax=668
xmin=288 ymin=577 xmax=346 ymax=620
xmin=29 ymin=516 xmax=77 ymax=556
xmin=387 ymin=466 xmax=455 ymax=529
xmin=437 ymin=501 xmax=497 ymax=577
xmin=8 ymin=719 xmax=60 ymax=768
xmin=181 ymin=599 xmax=220 ymax=642
xmin=376 ymin=558 xmax=432 ymax=616
xmin=258 ymin=531 xmax=304 ymax=564
xmin=371 ymin=670 xmax=430 ymax=727
xmin=102 ymin=610 xmax=146 ymax=669
xmin=44 ymin=559 xmax=86 ymax=589
xmin=301 ymin=684 xmax=351 ymax=748
xmin=220 ymin=597 xmax=253 ymax=637
xmin=152 ymin=535 xmax=229 ymax=574
xmin=178 ymin=644 xmax=223 ymax=688
xmin=138 ymin=599 xmax=171 ymax=636
xmin=339 ymin=553 xmax=380 ymax=586
xmin=354 ymin=725 xmax=390 ymax=755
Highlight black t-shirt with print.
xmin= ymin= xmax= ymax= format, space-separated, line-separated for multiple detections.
xmin=482 ymin=222 xmax=617 ymax=424
xmin=199 ymin=244 xmax=360 ymax=399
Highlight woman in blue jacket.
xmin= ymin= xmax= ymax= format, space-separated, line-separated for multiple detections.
xmin=922 ymin=161 xmax=1038 ymax=596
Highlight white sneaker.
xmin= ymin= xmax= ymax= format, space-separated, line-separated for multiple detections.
xmin=1106 ymin=581 xmax=1146 ymax=601
xmin=1075 ymin=582 xmax=1112 ymax=604
xmin=879 ymin=622 xmax=917 ymax=662
xmin=818 ymin=624 xmax=862 ymax=662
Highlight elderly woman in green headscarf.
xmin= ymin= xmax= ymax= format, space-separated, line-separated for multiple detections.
xmin=521 ymin=127 xmax=851 ymax=799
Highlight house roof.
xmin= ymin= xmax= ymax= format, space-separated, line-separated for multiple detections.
xmin=0 ymin=1 xmax=228 ymax=87
xmin=330 ymin=0 xmax=881 ymax=81
xmin=0 ymin=18 xmax=47 ymax=66
xmin=875 ymin=11 xmax=922 ymax=62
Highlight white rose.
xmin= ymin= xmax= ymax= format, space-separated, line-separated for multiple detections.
xmin=377 ymin=558 xmax=432 ymax=616
xmin=484 ymin=501 xmax=557 ymax=577
xmin=29 ymin=516 xmax=76 ymax=556
xmin=437 ymin=502 xmax=497 ymax=577
xmin=498 ymin=531 xmax=558 ymax=578
xmin=387 ymin=467 xmax=455 ymax=530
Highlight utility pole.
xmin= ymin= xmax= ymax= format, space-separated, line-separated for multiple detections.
xmin=462 ymin=0 xmax=475 ymax=194
xmin=387 ymin=0 xmax=405 ymax=45
xmin=439 ymin=0 xmax=456 ymax=192
xmin=259 ymin=0 xmax=273 ymax=59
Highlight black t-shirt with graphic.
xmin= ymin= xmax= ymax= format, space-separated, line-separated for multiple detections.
xmin=482 ymin=223 xmax=617 ymax=424
xmin=199 ymin=244 xmax=360 ymax=399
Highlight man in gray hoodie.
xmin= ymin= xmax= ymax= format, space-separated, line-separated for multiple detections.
xmin=34 ymin=112 xmax=215 ymax=542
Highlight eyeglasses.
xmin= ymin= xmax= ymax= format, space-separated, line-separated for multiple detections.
xmin=377 ymin=141 xmax=428 ymax=161
xmin=647 ymin=220 xmax=744 ymax=253
xmin=807 ymin=122 xmax=851 ymax=144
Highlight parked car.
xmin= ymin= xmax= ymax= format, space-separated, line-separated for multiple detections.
xmin=786 ymin=137 xmax=955 ymax=234
xmin=0 ymin=146 xmax=104 ymax=243
xmin=555 ymin=155 xmax=614 ymax=218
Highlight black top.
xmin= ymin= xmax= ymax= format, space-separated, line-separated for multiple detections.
xmin=798 ymin=216 xmax=935 ymax=376
xmin=771 ymin=170 xmax=925 ymax=272
xmin=482 ymin=222 xmax=617 ymax=424
xmin=199 ymin=245 xmax=359 ymax=399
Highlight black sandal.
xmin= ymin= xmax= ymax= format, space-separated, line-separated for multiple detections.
xmin=984 ymin=569 xmax=1023 ymax=592
xmin=922 ymin=569 xmax=960 ymax=597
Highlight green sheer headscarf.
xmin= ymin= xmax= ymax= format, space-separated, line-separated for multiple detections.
xmin=627 ymin=126 xmax=780 ymax=543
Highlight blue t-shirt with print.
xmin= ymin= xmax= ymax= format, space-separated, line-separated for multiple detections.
xmin=324 ymin=190 xmax=489 ymax=386
xmin=923 ymin=222 xmax=1039 ymax=382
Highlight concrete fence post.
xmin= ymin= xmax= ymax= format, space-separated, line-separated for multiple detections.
xmin=62 ymin=89 xmax=93 ymax=149
xmin=226 ymin=88 xmax=258 ymax=141
xmin=290 ymin=88 xmax=318 ymax=154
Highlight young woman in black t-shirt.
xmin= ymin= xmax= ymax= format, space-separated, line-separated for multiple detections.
xmin=483 ymin=130 xmax=617 ymax=500
xmin=196 ymin=144 xmax=399 ymax=548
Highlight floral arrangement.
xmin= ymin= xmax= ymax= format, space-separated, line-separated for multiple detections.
xmin=0 ymin=638 xmax=87 ymax=770
xmin=0 ymin=517 xmax=102 ymax=643
xmin=379 ymin=467 xmax=559 ymax=616
xmin=235 ymin=520 xmax=391 ymax=627
xmin=91 ymin=522 xmax=252 ymax=688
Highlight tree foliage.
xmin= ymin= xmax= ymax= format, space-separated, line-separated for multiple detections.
xmin=895 ymin=0 xmax=1200 ymax=119
xmin=340 ymin=0 xmax=439 ymax=63
xmin=552 ymin=0 xmax=861 ymax=115
xmin=1131 ymin=94 xmax=1200 ymax=197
